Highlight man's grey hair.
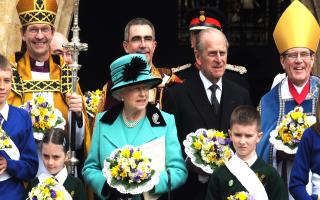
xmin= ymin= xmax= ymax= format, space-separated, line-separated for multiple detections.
xmin=124 ymin=18 xmax=156 ymax=41
xmin=195 ymin=28 xmax=229 ymax=53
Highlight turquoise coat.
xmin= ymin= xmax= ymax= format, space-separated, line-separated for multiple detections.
xmin=82 ymin=103 xmax=187 ymax=199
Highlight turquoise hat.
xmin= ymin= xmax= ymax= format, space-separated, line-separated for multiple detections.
xmin=110 ymin=54 xmax=162 ymax=94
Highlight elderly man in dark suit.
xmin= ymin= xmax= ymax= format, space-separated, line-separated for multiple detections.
xmin=163 ymin=28 xmax=251 ymax=200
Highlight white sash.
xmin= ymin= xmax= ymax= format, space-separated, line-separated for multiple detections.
xmin=225 ymin=156 xmax=269 ymax=200
xmin=0 ymin=137 xmax=20 ymax=181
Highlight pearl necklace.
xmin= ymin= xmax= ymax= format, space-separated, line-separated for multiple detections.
xmin=122 ymin=111 xmax=141 ymax=128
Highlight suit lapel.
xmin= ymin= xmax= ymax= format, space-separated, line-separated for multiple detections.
xmin=187 ymin=74 xmax=216 ymax=128
xmin=220 ymin=79 xmax=237 ymax=129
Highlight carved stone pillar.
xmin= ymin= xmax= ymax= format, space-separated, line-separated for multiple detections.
xmin=300 ymin=0 xmax=320 ymax=76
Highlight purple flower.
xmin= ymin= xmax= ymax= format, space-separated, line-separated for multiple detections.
xmin=32 ymin=196 xmax=37 ymax=200
xmin=217 ymin=137 xmax=225 ymax=144
xmin=41 ymin=102 xmax=48 ymax=108
xmin=50 ymin=189 xmax=57 ymax=198
xmin=248 ymin=195 xmax=255 ymax=200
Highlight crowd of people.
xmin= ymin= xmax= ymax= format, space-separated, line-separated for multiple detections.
xmin=0 ymin=0 xmax=319 ymax=200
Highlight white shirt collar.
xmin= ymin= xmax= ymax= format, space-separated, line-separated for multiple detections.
xmin=54 ymin=166 xmax=68 ymax=184
xmin=0 ymin=103 xmax=9 ymax=122
xmin=199 ymin=71 xmax=222 ymax=90
xmin=235 ymin=153 xmax=258 ymax=167
xmin=35 ymin=61 xmax=45 ymax=66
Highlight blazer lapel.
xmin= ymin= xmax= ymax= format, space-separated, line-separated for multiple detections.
xmin=187 ymin=74 xmax=216 ymax=128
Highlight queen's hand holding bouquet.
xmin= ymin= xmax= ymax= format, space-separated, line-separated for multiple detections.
xmin=21 ymin=95 xmax=66 ymax=141
xmin=269 ymin=106 xmax=316 ymax=154
xmin=103 ymin=145 xmax=160 ymax=195
xmin=183 ymin=128 xmax=234 ymax=173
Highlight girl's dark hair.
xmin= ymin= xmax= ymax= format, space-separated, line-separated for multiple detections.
xmin=42 ymin=128 xmax=69 ymax=153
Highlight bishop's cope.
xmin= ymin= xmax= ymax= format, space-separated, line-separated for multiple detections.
xmin=257 ymin=1 xmax=320 ymax=199
xmin=8 ymin=0 xmax=91 ymax=176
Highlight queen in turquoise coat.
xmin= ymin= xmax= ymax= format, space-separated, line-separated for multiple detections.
xmin=82 ymin=54 xmax=187 ymax=200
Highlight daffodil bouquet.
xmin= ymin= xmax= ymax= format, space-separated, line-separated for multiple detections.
xmin=227 ymin=191 xmax=255 ymax=200
xmin=21 ymin=95 xmax=66 ymax=141
xmin=183 ymin=128 xmax=234 ymax=174
xmin=84 ymin=89 xmax=102 ymax=117
xmin=103 ymin=145 xmax=160 ymax=195
xmin=27 ymin=177 xmax=71 ymax=200
xmin=269 ymin=106 xmax=316 ymax=154
xmin=0 ymin=127 xmax=11 ymax=149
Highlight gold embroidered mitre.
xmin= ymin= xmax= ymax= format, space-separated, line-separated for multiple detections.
xmin=273 ymin=0 xmax=320 ymax=54
xmin=16 ymin=0 xmax=58 ymax=27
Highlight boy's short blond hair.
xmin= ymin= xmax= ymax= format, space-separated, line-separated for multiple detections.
xmin=0 ymin=54 xmax=12 ymax=73
xmin=230 ymin=105 xmax=261 ymax=132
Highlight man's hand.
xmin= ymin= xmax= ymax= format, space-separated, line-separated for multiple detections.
xmin=0 ymin=157 xmax=7 ymax=174
xmin=186 ymin=158 xmax=209 ymax=176
xmin=66 ymin=93 xmax=83 ymax=113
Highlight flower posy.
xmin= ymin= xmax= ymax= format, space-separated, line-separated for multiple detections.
xmin=84 ymin=89 xmax=102 ymax=117
xmin=107 ymin=146 xmax=154 ymax=186
xmin=0 ymin=127 xmax=11 ymax=149
xmin=21 ymin=95 xmax=65 ymax=140
xmin=276 ymin=106 xmax=315 ymax=149
xmin=183 ymin=128 xmax=233 ymax=173
xmin=227 ymin=191 xmax=255 ymax=200
xmin=27 ymin=177 xmax=63 ymax=200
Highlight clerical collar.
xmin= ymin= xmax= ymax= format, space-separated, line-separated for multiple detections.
xmin=30 ymin=57 xmax=50 ymax=72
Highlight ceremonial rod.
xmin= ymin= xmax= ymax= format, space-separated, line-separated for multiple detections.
xmin=63 ymin=0 xmax=88 ymax=176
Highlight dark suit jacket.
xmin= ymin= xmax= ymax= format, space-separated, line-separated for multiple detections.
xmin=162 ymin=73 xmax=252 ymax=200
xmin=163 ymin=73 xmax=251 ymax=144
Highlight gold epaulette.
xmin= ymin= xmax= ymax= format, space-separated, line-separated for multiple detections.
xmin=226 ymin=64 xmax=247 ymax=74
xmin=171 ymin=63 xmax=192 ymax=74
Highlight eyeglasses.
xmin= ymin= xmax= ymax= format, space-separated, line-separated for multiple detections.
xmin=27 ymin=26 xmax=52 ymax=35
xmin=284 ymin=51 xmax=313 ymax=60
xmin=129 ymin=36 xmax=154 ymax=44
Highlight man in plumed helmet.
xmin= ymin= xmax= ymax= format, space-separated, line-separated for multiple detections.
xmin=257 ymin=1 xmax=320 ymax=199
xmin=175 ymin=7 xmax=250 ymax=90
xmin=8 ymin=0 xmax=91 ymax=177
